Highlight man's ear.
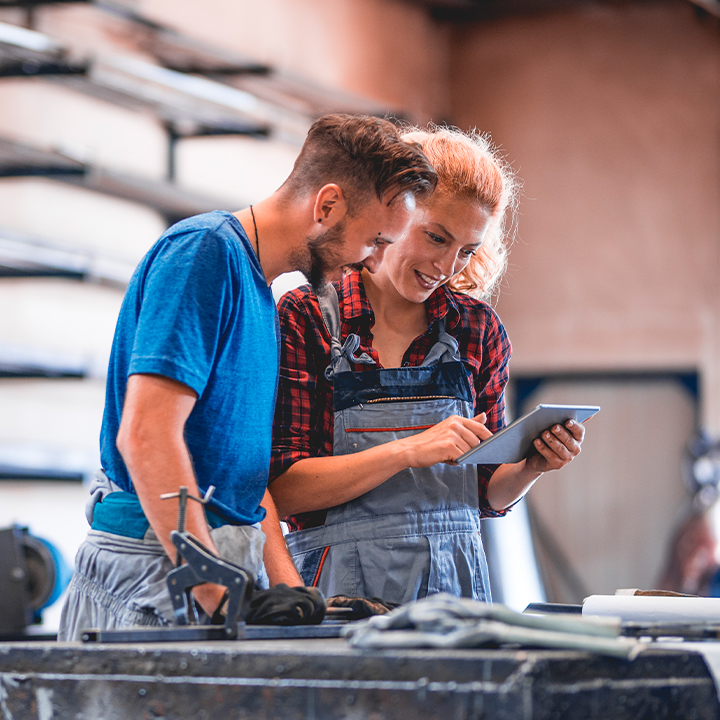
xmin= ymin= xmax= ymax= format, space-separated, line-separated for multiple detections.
xmin=313 ymin=184 xmax=348 ymax=227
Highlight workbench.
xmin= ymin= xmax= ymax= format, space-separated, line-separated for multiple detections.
xmin=0 ymin=638 xmax=718 ymax=719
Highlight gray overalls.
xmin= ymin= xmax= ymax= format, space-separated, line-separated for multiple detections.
xmin=285 ymin=287 xmax=492 ymax=606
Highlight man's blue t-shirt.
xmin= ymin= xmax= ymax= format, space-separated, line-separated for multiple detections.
xmin=99 ymin=211 xmax=277 ymax=528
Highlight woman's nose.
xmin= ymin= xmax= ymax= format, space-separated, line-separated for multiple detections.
xmin=434 ymin=251 xmax=456 ymax=277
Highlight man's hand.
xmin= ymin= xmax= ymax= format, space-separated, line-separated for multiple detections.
xmin=526 ymin=419 xmax=585 ymax=474
xmin=398 ymin=413 xmax=492 ymax=468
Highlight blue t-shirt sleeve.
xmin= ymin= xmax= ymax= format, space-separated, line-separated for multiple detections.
xmin=128 ymin=230 xmax=235 ymax=396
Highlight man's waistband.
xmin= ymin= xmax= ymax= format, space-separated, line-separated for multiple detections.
xmin=90 ymin=490 xmax=229 ymax=539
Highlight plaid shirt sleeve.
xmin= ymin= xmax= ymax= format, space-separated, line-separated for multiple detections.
xmin=467 ymin=304 xmax=512 ymax=518
xmin=269 ymin=287 xmax=334 ymax=484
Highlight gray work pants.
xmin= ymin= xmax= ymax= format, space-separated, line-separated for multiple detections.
xmin=58 ymin=524 xmax=267 ymax=641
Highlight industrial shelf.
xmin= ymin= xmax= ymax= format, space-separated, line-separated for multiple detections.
xmin=0 ymin=341 xmax=100 ymax=378
xmin=0 ymin=226 xmax=135 ymax=286
xmin=0 ymin=0 xmax=396 ymax=123
xmin=0 ymin=135 xmax=231 ymax=224
xmin=0 ymin=439 xmax=92 ymax=481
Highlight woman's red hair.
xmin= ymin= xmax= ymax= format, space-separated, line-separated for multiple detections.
xmin=402 ymin=126 xmax=519 ymax=300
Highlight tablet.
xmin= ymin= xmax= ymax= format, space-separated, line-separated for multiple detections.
xmin=455 ymin=404 xmax=600 ymax=465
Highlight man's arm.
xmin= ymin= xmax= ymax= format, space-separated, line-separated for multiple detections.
xmin=260 ymin=490 xmax=303 ymax=586
xmin=116 ymin=372 xmax=225 ymax=616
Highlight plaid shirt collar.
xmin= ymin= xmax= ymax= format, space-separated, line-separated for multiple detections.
xmin=339 ymin=270 xmax=462 ymax=331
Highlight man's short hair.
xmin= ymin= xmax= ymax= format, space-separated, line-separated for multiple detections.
xmin=283 ymin=114 xmax=437 ymax=213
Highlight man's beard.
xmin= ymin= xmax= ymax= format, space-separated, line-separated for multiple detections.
xmin=298 ymin=221 xmax=347 ymax=293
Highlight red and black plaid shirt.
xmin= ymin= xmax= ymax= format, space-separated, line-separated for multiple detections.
xmin=270 ymin=270 xmax=512 ymax=530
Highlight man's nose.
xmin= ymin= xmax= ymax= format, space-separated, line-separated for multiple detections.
xmin=362 ymin=244 xmax=387 ymax=274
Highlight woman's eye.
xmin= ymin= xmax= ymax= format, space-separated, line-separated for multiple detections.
xmin=462 ymin=248 xmax=476 ymax=257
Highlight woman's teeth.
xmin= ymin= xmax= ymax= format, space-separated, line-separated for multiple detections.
xmin=416 ymin=271 xmax=438 ymax=287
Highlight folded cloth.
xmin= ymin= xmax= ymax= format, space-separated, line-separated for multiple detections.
xmin=326 ymin=595 xmax=399 ymax=620
xmin=342 ymin=594 xmax=644 ymax=660
xmin=245 ymin=584 xmax=326 ymax=626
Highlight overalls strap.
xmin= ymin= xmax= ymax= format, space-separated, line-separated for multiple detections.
xmin=317 ymin=283 xmax=461 ymax=378
xmin=317 ymin=285 xmax=375 ymax=380
xmin=421 ymin=324 xmax=461 ymax=366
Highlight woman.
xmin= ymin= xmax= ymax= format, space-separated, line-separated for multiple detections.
xmin=268 ymin=126 xmax=584 ymax=605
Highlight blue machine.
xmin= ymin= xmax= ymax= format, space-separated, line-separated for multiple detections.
xmin=0 ymin=525 xmax=72 ymax=635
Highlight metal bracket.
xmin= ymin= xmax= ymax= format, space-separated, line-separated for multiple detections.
xmin=160 ymin=484 xmax=214 ymax=565
xmin=163 ymin=121 xmax=270 ymax=182
xmin=166 ymin=530 xmax=253 ymax=639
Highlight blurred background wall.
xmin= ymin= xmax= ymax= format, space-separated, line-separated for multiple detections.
xmin=452 ymin=1 xmax=720 ymax=602
xmin=0 ymin=0 xmax=718 ymax=626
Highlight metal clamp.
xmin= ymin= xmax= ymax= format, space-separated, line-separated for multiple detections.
xmin=166 ymin=530 xmax=254 ymax=639
xmin=160 ymin=485 xmax=215 ymax=566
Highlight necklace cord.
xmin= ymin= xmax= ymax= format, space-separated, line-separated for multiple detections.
xmin=249 ymin=205 xmax=260 ymax=262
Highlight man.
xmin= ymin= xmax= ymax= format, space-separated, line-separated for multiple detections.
xmin=58 ymin=114 xmax=437 ymax=640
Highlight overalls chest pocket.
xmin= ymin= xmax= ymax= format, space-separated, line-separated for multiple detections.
xmin=332 ymin=395 xmax=479 ymax=517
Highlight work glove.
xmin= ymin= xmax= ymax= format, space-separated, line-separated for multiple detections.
xmin=244 ymin=584 xmax=326 ymax=626
xmin=326 ymin=595 xmax=399 ymax=620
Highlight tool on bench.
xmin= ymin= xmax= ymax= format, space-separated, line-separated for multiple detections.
xmin=161 ymin=485 xmax=254 ymax=638
xmin=82 ymin=485 xmax=254 ymax=643
xmin=82 ymin=486 xmax=337 ymax=643
xmin=159 ymin=484 xmax=215 ymax=567
xmin=166 ymin=530 xmax=253 ymax=638
xmin=0 ymin=525 xmax=71 ymax=639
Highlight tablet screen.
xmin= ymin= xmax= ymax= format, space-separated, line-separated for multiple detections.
xmin=455 ymin=404 xmax=600 ymax=465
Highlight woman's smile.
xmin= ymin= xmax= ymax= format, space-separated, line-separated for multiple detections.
xmin=415 ymin=269 xmax=445 ymax=290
